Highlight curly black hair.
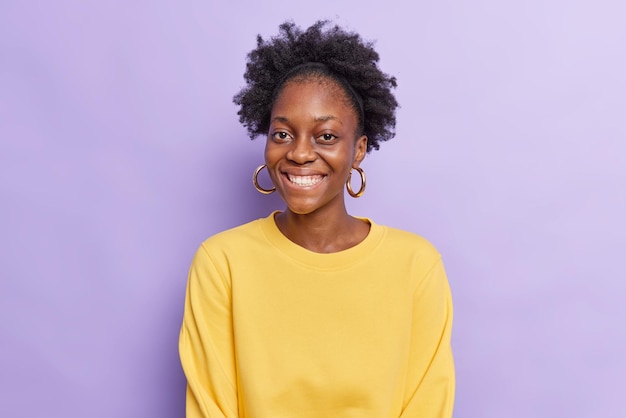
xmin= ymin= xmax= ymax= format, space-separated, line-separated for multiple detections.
xmin=233 ymin=20 xmax=398 ymax=153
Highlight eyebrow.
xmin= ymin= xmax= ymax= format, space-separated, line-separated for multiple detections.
xmin=271 ymin=115 xmax=343 ymax=125
xmin=314 ymin=115 xmax=338 ymax=122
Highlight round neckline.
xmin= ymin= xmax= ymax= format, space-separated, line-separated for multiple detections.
xmin=258 ymin=211 xmax=386 ymax=271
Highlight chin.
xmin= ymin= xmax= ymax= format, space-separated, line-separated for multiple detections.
xmin=281 ymin=192 xmax=344 ymax=217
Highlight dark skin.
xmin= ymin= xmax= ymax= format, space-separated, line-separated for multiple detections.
xmin=265 ymin=76 xmax=370 ymax=253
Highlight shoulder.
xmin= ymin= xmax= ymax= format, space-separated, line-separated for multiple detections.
xmin=381 ymin=224 xmax=440 ymax=255
xmin=374 ymin=222 xmax=443 ymax=269
xmin=188 ymin=217 xmax=267 ymax=278
xmin=199 ymin=217 xmax=265 ymax=255
xmin=375 ymin=224 xmax=450 ymax=292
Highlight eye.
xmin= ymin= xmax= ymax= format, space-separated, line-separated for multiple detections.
xmin=318 ymin=133 xmax=337 ymax=142
xmin=272 ymin=131 xmax=291 ymax=142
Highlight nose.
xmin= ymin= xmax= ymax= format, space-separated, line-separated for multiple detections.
xmin=286 ymin=137 xmax=316 ymax=164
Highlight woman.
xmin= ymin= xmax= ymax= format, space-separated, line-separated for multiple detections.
xmin=179 ymin=21 xmax=454 ymax=417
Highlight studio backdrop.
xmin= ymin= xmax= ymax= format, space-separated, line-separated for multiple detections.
xmin=1 ymin=0 xmax=625 ymax=417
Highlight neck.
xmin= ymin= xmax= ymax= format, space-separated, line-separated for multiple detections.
xmin=274 ymin=206 xmax=369 ymax=254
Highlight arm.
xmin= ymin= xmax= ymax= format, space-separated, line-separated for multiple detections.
xmin=179 ymin=244 xmax=238 ymax=418
xmin=400 ymin=258 xmax=455 ymax=418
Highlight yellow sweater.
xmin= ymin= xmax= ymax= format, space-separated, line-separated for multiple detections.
xmin=179 ymin=212 xmax=454 ymax=417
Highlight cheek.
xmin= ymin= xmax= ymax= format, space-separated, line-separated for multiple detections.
xmin=264 ymin=142 xmax=283 ymax=182
xmin=264 ymin=139 xmax=276 ymax=163
xmin=322 ymin=144 xmax=356 ymax=170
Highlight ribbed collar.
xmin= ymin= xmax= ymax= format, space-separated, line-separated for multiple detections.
xmin=258 ymin=211 xmax=386 ymax=271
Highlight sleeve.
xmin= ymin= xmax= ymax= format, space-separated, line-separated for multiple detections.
xmin=400 ymin=257 xmax=455 ymax=418
xmin=179 ymin=244 xmax=239 ymax=418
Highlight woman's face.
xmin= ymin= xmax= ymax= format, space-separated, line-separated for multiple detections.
xmin=265 ymin=77 xmax=367 ymax=216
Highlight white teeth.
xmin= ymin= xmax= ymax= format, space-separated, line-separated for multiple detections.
xmin=287 ymin=174 xmax=323 ymax=186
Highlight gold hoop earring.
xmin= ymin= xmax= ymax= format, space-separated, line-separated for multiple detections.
xmin=253 ymin=164 xmax=276 ymax=194
xmin=346 ymin=167 xmax=366 ymax=198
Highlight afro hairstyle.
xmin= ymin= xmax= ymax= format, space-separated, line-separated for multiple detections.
xmin=233 ymin=20 xmax=398 ymax=153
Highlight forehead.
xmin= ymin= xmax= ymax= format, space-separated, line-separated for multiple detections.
xmin=271 ymin=77 xmax=357 ymax=119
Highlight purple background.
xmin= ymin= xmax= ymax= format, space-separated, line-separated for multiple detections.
xmin=1 ymin=1 xmax=625 ymax=417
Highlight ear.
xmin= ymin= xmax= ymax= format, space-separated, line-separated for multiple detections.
xmin=352 ymin=135 xmax=368 ymax=168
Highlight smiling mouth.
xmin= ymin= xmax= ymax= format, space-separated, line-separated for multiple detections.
xmin=286 ymin=174 xmax=325 ymax=187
